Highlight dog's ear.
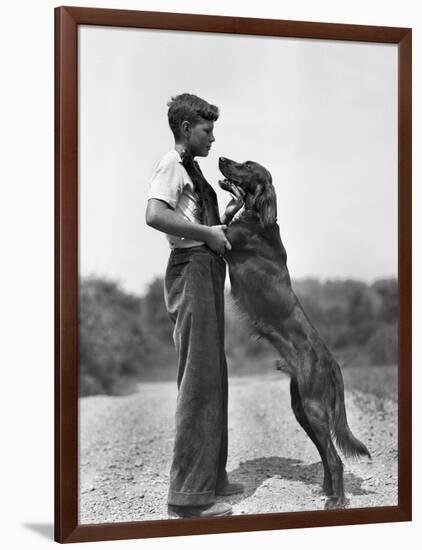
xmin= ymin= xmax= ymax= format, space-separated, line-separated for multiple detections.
xmin=248 ymin=170 xmax=277 ymax=227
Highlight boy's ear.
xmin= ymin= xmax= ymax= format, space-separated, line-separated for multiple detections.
xmin=181 ymin=120 xmax=191 ymax=135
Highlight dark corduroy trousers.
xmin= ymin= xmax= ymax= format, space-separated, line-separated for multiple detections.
xmin=164 ymin=245 xmax=229 ymax=506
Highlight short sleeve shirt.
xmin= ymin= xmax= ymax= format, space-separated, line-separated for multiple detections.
xmin=147 ymin=150 xmax=204 ymax=249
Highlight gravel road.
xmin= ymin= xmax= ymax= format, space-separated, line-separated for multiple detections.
xmin=78 ymin=372 xmax=397 ymax=524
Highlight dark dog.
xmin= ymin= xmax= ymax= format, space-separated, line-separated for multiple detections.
xmin=218 ymin=156 xmax=371 ymax=509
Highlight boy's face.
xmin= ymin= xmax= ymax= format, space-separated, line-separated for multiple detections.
xmin=184 ymin=119 xmax=215 ymax=157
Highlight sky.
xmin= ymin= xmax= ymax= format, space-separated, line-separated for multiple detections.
xmin=78 ymin=25 xmax=397 ymax=297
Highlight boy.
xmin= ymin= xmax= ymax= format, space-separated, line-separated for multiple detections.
xmin=145 ymin=94 xmax=244 ymax=518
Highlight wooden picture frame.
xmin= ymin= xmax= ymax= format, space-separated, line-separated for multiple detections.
xmin=54 ymin=5 xmax=412 ymax=543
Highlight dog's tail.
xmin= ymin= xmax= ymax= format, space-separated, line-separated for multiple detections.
xmin=331 ymin=362 xmax=371 ymax=460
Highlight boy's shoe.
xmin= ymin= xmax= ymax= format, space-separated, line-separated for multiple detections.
xmin=167 ymin=502 xmax=232 ymax=518
xmin=215 ymin=482 xmax=245 ymax=496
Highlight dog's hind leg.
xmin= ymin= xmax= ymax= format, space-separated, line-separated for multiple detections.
xmin=260 ymin=325 xmax=346 ymax=506
xmin=300 ymin=397 xmax=348 ymax=509
xmin=289 ymin=378 xmax=334 ymax=496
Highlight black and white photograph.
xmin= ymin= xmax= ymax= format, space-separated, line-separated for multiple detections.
xmin=2 ymin=0 xmax=419 ymax=547
xmin=77 ymin=23 xmax=398 ymax=524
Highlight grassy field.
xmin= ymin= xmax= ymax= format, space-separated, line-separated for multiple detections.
xmin=341 ymin=364 xmax=397 ymax=402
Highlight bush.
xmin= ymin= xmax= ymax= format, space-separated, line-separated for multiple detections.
xmin=366 ymin=323 xmax=397 ymax=366
xmin=79 ymin=277 xmax=148 ymax=396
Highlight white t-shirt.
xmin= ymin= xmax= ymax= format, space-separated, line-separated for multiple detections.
xmin=147 ymin=149 xmax=204 ymax=249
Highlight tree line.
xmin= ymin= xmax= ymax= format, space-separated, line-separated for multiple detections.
xmin=79 ymin=275 xmax=397 ymax=396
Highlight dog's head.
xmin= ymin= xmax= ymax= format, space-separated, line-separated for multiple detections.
xmin=218 ymin=157 xmax=277 ymax=227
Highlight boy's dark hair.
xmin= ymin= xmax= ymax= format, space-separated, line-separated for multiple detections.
xmin=167 ymin=93 xmax=219 ymax=138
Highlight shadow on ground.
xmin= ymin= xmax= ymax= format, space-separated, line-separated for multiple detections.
xmin=222 ymin=456 xmax=374 ymax=504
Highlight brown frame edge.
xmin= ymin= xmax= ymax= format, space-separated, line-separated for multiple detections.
xmin=54 ymin=5 xmax=412 ymax=543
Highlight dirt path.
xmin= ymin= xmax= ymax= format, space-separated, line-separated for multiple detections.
xmin=79 ymin=373 xmax=397 ymax=524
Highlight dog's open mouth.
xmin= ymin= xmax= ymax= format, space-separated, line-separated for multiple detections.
xmin=218 ymin=178 xmax=243 ymax=196
xmin=218 ymin=178 xmax=233 ymax=192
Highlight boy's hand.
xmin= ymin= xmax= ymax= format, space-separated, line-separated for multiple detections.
xmin=205 ymin=225 xmax=232 ymax=254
